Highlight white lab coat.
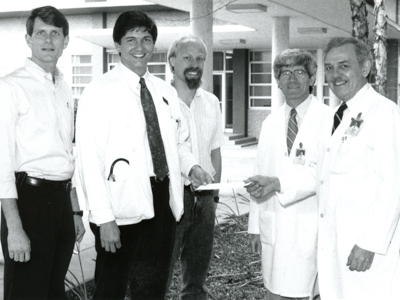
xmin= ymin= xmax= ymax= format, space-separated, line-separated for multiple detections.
xmin=248 ymin=96 xmax=332 ymax=297
xmin=316 ymin=85 xmax=400 ymax=300
xmin=76 ymin=63 xmax=196 ymax=226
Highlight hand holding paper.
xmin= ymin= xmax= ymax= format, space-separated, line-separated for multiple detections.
xmin=190 ymin=165 xmax=213 ymax=189
xmin=244 ymin=175 xmax=281 ymax=199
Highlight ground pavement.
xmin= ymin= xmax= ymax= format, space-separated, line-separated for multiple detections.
xmin=0 ymin=137 xmax=257 ymax=294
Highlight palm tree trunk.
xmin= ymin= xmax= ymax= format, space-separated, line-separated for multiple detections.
xmin=373 ymin=0 xmax=388 ymax=97
xmin=350 ymin=0 xmax=369 ymax=43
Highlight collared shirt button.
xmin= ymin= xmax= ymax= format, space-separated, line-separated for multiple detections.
xmin=320 ymin=213 xmax=324 ymax=218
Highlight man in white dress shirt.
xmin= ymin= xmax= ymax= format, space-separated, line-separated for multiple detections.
xmin=166 ymin=36 xmax=224 ymax=300
xmin=76 ymin=12 xmax=211 ymax=300
xmin=0 ymin=6 xmax=85 ymax=300
xmin=245 ymin=49 xmax=331 ymax=300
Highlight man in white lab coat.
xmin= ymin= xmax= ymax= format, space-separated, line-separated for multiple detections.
xmin=76 ymin=11 xmax=211 ymax=300
xmin=315 ymin=37 xmax=400 ymax=300
xmin=246 ymin=49 xmax=332 ymax=300
xmin=250 ymin=37 xmax=400 ymax=300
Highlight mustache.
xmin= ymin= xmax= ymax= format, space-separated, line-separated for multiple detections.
xmin=184 ymin=67 xmax=203 ymax=76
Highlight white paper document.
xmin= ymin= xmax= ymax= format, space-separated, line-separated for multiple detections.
xmin=196 ymin=181 xmax=251 ymax=191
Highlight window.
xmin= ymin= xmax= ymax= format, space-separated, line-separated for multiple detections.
xmin=107 ymin=53 xmax=167 ymax=80
xmin=249 ymin=51 xmax=272 ymax=108
xmin=71 ymin=54 xmax=93 ymax=100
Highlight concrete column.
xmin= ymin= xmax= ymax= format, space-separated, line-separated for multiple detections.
xmin=190 ymin=0 xmax=213 ymax=93
xmin=271 ymin=17 xmax=289 ymax=109
xmin=91 ymin=13 xmax=107 ymax=77
xmin=316 ymin=48 xmax=324 ymax=102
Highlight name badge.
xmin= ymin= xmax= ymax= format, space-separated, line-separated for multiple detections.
xmin=345 ymin=112 xmax=364 ymax=137
xmin=293 ymin=142 xmax=306 ymax=165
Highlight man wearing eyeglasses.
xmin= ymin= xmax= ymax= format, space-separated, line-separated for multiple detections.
xmin=245 ymin=49 xmax=332 ymax=300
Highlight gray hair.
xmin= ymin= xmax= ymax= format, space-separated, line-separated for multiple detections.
xmin=323 ymin=37 xmax=373 ymax=66
xmin=273 ymin=49 xmax=318 ymax=80
xmin=167 ymin=35 xmax=207 ymax=72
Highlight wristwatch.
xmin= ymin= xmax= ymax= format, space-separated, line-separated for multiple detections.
xmin=72 ymin=210 xmax=83 ymax=217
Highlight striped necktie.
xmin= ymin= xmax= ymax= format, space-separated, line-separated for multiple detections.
xmin=139 ymin=78 xmax=169 ymax=181
xmin=287 ymin=108 xmax=298 ymax=155
xmin=332 ymin=102 xmax=348 ymax=135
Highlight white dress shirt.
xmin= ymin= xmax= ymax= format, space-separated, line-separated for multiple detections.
xmin=179 ymin=88 xmax=224 ymax=185
xmin=284 ymin=94 xmax=312 ymax=133
xmin=0 ymin=58 xmax=75 ymax=199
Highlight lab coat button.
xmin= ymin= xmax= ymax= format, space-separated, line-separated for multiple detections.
xmin=327 ymin=148 xmax=330 ymax=152
xmin=320 ymin=180 xmax=324 ymax=185
xmin=320 ymin=213 xmax=324 ymax=218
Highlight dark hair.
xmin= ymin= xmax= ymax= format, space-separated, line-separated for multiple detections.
xmin=113 ymin=11 xmax=157 ymax=44
xmin=26 ymin=6 xmax=69 ymax=37
xmin=324 ymin=37 xmax=373 ymax=66
xmin=273 ymin=49 xmax=317 ymax=80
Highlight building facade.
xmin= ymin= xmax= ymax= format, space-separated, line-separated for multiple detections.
xmin=0 ymin=0 xmax=399 ymax=139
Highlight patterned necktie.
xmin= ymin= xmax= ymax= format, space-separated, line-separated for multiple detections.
xmin=139 ymin=78 xmax=169 ymax=181
xmin=332 ymin=102 xmax=348 ymax=135
xmin=287 ymin=108 xmax=298 ymax=155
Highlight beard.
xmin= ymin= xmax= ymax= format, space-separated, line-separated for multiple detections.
xmin=184 ymin=67 xmax=203 ymax=90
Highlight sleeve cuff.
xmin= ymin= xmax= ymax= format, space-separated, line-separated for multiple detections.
xmin=90 ymin=208 xmax=116 ymax=225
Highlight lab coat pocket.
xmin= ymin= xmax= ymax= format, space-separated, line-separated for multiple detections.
xmin=107 ymin=175 xmax=154 ymax=221
xmin=331 ymin=136 xmax=360 ymax=174
xmin=259 ymin=210 xmax=276 ymax=247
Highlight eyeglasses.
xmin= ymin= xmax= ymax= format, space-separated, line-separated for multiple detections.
xmin=280 ymin=69 xmax=307 ymax=80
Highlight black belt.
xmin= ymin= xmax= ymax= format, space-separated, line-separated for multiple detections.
xmin=19 ymin=174 xmax=72 ymax=191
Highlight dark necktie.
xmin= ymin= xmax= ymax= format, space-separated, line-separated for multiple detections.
xmin=332 ymin=102 xmax=348 ymax=135
xmin=287 ymin=108 xmax=298 ymax=155
xmin=139 ymin=78 xmax=169 ymax=181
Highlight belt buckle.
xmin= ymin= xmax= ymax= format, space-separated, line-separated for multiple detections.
xmin=65 ymin=181 xmax=72 ymax=191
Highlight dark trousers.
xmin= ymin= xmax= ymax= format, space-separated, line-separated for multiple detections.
xmin=168 ymin=187 xmax=217 ymax=300
xmin=90 ymin=177 xmax=176 ymax=300
xmin=1 ymin=184 xmax=75 ymax=300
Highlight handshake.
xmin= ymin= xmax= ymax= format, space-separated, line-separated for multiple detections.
xmin=244 ymin=175 xmax=281 ymax=200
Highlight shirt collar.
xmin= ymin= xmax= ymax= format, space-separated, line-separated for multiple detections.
xmin=285 ymin=94 xmax=312 ymax=120
xmin=341 ymin=83 xmax=370 ymax=111
xmin=24 ymin=58 xmax=63 ymax=84
xmin=119 ymin=62 xmax=150 ymax=86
